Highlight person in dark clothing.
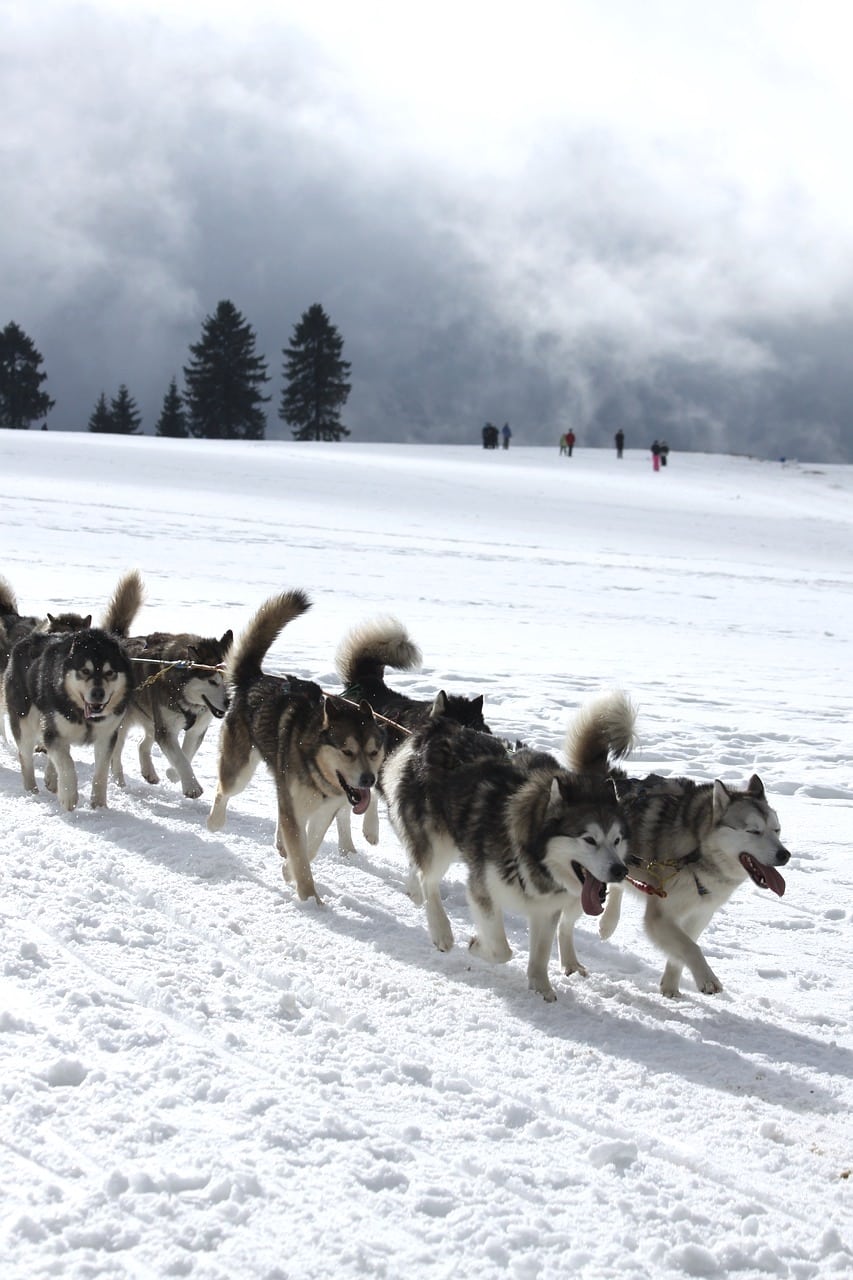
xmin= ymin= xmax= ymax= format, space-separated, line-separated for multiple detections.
xmin=614 ymin=429 xmax=624 ymax=458
xmin=501 ymin=423 xmax=512 ymax=450
xmin=565 ymin=429 xmax=576 ymax=457
xmin=660 ymin=440 xmax=670 ymax=466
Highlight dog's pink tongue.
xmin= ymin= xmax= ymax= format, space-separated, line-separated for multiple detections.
xmin=352 ymin=788 xmax=371 ymax=815
xmin=761 ymin=862 xmax=786 ymax=897
xmin=581 ymin=872 xmax=605 ymax=916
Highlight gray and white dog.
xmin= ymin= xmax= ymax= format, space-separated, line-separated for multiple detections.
xmin=382 ymin=701 xmax=629 ymax=1001
xmin=4 ymin=570 xmax=143 ymax=810
xmin=112 ymin=627 xmax=233 ymax=798
xmin=207 ymin=591 xmax=386 ymax=903
xmin=333 ymin=615 xmax=491 ymax=853
xmin=565 ymin=690 xmax=792 ymax=997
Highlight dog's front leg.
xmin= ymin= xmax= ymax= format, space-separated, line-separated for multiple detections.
xmin=334 ymin=805 xmax=357 ymax=856
xmin=276 ymin=798 xmax=321 ymax=903
xmin=156 ymin=726 xmax=203 ymax=799
xmin=558 ymin=903 xmax=588 ymax=977
xmin=527 ymin=908 xmax=563 ymax=1001
xmin=47 ymin=741 xmax=78 ymax=811
xmin=645 ymin=899 xmax=722 ymax=997
xmin=90 ymin=733 xmax=114 ymax=808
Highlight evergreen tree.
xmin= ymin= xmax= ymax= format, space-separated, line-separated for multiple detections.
xmin=155 ymin=377 xmax=188 ymax=438
xmin=87 ymin=392 xmax=114 ymax=434
xmin=110 ymin=384 xmax=143 ymax=435
xmin=279 ymin=303 xmax=351 ymax=441
xmin=183 ymin=300 xmax=270 ymax=440
xmin=0 ymin=321 xmax=55 ymax=429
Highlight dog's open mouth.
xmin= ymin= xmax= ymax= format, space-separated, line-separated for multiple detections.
xmin=84 ymin=698 xmax=111 ymax=721
xmin=572 ymin=861 xmax=607 ymax=916
xmin=739 ymin=853 xmax=786 ymax=896
xmin=202 ymin=695 xmax=227 ymax=719
xmin=337 ymin=774 xmax=371 ymax=815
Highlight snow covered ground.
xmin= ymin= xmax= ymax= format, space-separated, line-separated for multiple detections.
xmin=0 ymin=432 xmax=851 ymax=1279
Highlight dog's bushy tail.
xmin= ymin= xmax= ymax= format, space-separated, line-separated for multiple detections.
xmin=102 ymin=569 xmax=145 ymax=637
xmin=335 ymin=616 xmax=422 ymax=687
xmin=0 ymin=576 xmax=19 ymax=616
xmin=227 ymin=590 xmax=312 ymax=690
xmin=564 ymin=690 xmax=637 ymax=775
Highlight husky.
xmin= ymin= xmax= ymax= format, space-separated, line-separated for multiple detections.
xmin=206 ymin=591 xmax=387 ymax=903
xmin=333 ymin=615 xmax=491 ymax=852
xmin=382 ymin=702 xmax=629 ymax=1001
xmin=112 ymin=628 xmax=233 ymax=797
xmin=0 ymin=577 xmax=91 ymax=738
xmin=4 ymin=570 xmax=143 ymax=810
xmin=565 ymin=690 xmax=792 ymax=997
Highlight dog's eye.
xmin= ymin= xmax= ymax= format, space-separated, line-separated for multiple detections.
xmin=341 ymin=747 xmax=356 ymax=759
xmin=583 ymin=835 xmax=597 ymax=846
xmin=746 ymin=827 xmax=762 ymax=836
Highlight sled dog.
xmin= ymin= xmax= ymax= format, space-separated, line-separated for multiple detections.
xmin=112 ymin=627 xmax=233 ymax=797
xmin=4 ymin=570 xmax=143 ymax=809
xmin=333 ymin=615 xmax=491 ymax=852
xmin=382 ymin=702 xmax=629 ymax=1001
xmin=207 ymin=591 xmax=386 ymax=902
xmin=565 ymin=690 xmax=792 ymax=996
xmin=0 ymin=577 xmax=92 ymax=737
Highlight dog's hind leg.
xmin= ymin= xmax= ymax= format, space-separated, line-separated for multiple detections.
xmin=558 ymin=902 xmax=589 ymax=977
xmin=645 ymin=899 xmax=722 ymax=997
xmin=527 ymin=908 xmax=563 ymax=1001
xmin=137 ymin=720 xmax=160 ymax=786
xmin=207 ymin=722 xmax=258 ymax=831
xmin=154 ymin=726 xmax=203 ymax=799
xmin=417 ymin=836 xmax=457 ymax=952
xmin=13 ymin=720 xmax=39 ymax=794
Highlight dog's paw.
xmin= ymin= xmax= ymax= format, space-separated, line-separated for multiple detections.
xmin=563 ymin=961 xmax=589 ymax=978
xmin=182 ymin=781 xmax=203 ymax=800
xmin=469 ymin=936 xmax=512 ymax=964
xmin=698 ymin=974 xmax=724 ymax=995
xmin=166 ymin=767 xmax=179 ymax=782
xmin=528 ymin=975 xmax=558 ymax=1002
xmin=142 ymin=768 xmax=160 ymax=786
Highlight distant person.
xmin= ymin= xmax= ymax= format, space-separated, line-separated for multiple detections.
xmin=501 ymin=422 xmax=512 ymax=450
xmin=559 ymin=433 xmax=569 ymax=456
xmin=660 ymin=440 xmax=670 ymax=467
xmin=614 ymin=429 xmax=624 ymax=458
xmin=482 ymin=422 xmax=498 ymax=449
xmin=565 ymin=429 xmax=576 ymax=457
xmin=651 ymin=439 xmax=661 ymax=472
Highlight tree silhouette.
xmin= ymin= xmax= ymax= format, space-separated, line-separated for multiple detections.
xmin=280 ymin=303 xmax=351 ymax=441
xmin=155 ymin=377 xmax=189 ymax=438
xmin=87 ymin=392 xmax=114 ymax=434
xmin=184 ymin=300 xmax=270 ymax=439
xmin=0 ymin=321 xmax=55 ymax=429
xmin=110 ymin=384 xmax=143 ymax=435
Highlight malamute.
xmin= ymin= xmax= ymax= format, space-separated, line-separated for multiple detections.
xmin=4 ymin=570 xmax=143 ymax=809
xmin=112 ymin=627 xmax=233 ymax=798
xmin=565 ymin=690 xmax=792 ymax=996
xmin=207 ymin=591 xmax=386 ymax=903
xmin=382 ymin=702 xmax=629 ymax=1001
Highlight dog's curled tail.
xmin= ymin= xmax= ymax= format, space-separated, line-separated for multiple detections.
xmin=0 ymin=575 xmax=20 ymax=616
xmin=102 ymin=569 xmax=145 ymax=637
xmin=227 ymin=590 xmax=312 ymax=689
xmin=335 ymin=616 xmax=422 ymax=686
xmin=564 ymin=690 xmax=637 ymax=775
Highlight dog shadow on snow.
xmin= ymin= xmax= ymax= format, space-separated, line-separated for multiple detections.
xmin=307 ymin=841 xmax=849 ymax=1115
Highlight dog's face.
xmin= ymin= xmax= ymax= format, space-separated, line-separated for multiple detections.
xmin=44 ymin=612 xmax=92 ymax=634
xmin=318 ymin=698 xmax=386 ymax=813
xmin=711 ymin=775 xmax=790 ymax=895
xmin=63 ymin=639 xmax=129 ymax=721
xmin=182 ymin=633 xmax=233 ymax=719
xmin=542 ymin=777 xmax=629 ymax=914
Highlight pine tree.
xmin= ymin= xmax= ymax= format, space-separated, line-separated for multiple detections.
xmin=155 ymin=377 xmax=188 ymax=438
xmin=110 ymin=385 xmax=143 ymax=435
xmin=0 ymin=321 xmax=55 ymax=429
xmin=279 ymin=303 xmax=351 ymax=441
xmin=87 ymin=392 xmax=114 ymax=434
xmin=183 ymin=300 xmax=270 ymax=440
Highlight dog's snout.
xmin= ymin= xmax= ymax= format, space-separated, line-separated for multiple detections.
xmin=610 ymin=862 xmax=628 ymax=882
xmin=90 ymin=685 xmax=105 ymax=702
xmin=777 ymin=847 xmax=791 ymax=866
xmin=360 ymin=772 xmax=376 ymax=789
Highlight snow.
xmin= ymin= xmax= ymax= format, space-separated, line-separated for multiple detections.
xmin=0 ymin=431 xmax=851 ymax=1280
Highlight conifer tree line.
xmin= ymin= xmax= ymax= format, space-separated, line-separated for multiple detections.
xmin=0 ymin=302 xmax=352 ymax=441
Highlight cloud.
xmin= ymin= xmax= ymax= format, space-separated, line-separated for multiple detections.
xmin=3 ymin=0 xmax=853 ymax=459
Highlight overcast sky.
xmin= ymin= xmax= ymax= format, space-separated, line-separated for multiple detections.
xmin=4 ymin=0 xmax=853 ymax=460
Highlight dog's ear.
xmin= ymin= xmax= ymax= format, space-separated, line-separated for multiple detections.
xmin=429 ymin=691 xmax=448 ymax=718
xmin=220 ymin=630 xmax=233 ymax=652
xmin=470 ymin=694 xmax=484 ymax=713
xmin=47 ymin=613 xmax=56 ymax=625
xmin=746 ymin=773 xmax=765 ymax=799
xmin=82 ymin=615 xmax=92 ymax=629
xmin=712 ymin=779 xmax=732 ymax=815
xmin=358 ymin=699 xmax=375 ymax=720
xmin=187 ymin=645 xmax=199 ymax=663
